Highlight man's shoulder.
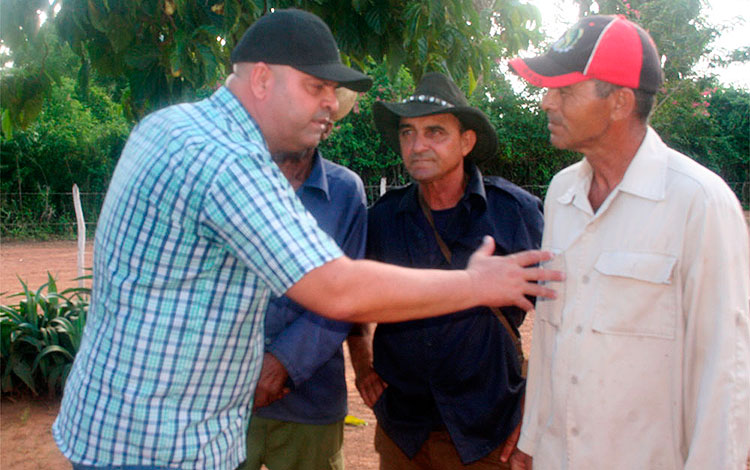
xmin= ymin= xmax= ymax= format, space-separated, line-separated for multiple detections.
xmin=370 ymin=184 xmax=413 ymax=212
xmin=319 ymin=157 xmax=365 ymax=190
xmin=482 ymin=175 xmax=542 ymax=209
xmin=664 ymin=147 xmax=733 ymax=197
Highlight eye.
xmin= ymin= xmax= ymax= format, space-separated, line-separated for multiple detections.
xmin=399 ymin=128 xmax=413 ymax=138
xmin=307 ymin=82 xmax=326 ymax=95
xmin=425 ymin=127 xmax=444 ymax=139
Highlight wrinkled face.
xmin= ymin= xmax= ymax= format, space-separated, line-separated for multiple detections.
xmin=267 ymin=66 xmax=340 ymax=152
xmin=398 ymin=113 xmax=476 ymax=185
xmin=541 ymin=80 xmax=614 ymax=152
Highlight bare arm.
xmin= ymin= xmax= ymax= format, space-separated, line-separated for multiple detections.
xmin=286 ymin=236 xmax=561 ymax=323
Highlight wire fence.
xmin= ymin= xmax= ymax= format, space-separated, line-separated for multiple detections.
xmin=2 ymin=181 xmax=748 ymax=238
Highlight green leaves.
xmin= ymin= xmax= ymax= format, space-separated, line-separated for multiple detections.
xmin=0 ymin=274 xmax=90 ymax=397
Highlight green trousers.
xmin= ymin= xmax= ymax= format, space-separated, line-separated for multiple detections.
xmin=237 ymin=416 xmax=345 ymax=470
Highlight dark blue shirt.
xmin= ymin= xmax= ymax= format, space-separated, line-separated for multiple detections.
xmin=254 ymin=150 xmax=367 ymax=424
xmin=367 ymin=162 xmax=543 ymax=463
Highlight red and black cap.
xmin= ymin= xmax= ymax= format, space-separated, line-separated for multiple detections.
xmin=509 ymin=15 xmax=663 ymax=93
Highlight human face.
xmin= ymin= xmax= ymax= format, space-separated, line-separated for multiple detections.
xmin=541 ymin=80 xmax=615 ymax=153
xmin=267 ymin=66 xmax=340 ymax=153
xmin=398 ymin=113 xmax=476 ymax=185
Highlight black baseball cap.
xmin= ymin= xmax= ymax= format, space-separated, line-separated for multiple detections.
xmin=509 ymin=15 xmax=663 ymax=93
xmin=231 ymin=9 xmax=373 ymax=92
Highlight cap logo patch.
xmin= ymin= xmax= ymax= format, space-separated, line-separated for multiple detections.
xmin=552 ymin=27 xmax=583 ymax=53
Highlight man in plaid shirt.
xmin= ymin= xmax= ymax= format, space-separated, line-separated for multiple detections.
xmin=54 ymin=9 xmax=561 ymax=470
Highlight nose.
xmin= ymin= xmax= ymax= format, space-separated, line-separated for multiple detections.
xmin=409 ymin=131 xmax=430 ymax=154
xmin=323 ymin=85 xmax=339 ymax=116
xmin=541 ymin=89 xmax=557 ymax=112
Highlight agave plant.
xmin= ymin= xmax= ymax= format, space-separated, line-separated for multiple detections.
xmin=0 ymin=273 xmax=90 ymax=396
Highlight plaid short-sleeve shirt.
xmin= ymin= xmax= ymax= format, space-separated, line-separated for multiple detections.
xmin=53 ymin=87 xmax=343 ymax=469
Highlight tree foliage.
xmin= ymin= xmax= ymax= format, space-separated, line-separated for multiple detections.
xmin=1 ymin=75 xmax=129 ymax=237
xmin=1 ymin=0 xmax=542 ymax=129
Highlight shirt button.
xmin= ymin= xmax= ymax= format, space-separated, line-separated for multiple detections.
xmin=586 ymin=224 xmax=595 ymax=233
xmin=582 ymin=275 xmax=590 ymax=284
xmin=571 ymin=375 xmax=578 ymax=385
xmin=264 ymin=338 xmax=272 ymax=346
xmin=571 ymin=427 xmax=580 ymax=436
xmin=575 ymin=325 xmax=583 ymax=334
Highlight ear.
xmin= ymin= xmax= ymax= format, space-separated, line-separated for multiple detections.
xmin=460 ymin=128 xmax=477 ymax=158
xmin=249 ymin=62 xmax=274 ymax=100
xmin=611 ymin=87 xmax=636 ymax=121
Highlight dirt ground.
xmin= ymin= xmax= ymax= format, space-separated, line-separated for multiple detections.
xmin=0 ymin=240 xmax=379 ymax=470
xmin=1 ymin=240 xmax=748 ymax=469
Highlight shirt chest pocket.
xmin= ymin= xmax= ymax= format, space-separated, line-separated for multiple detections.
xmin=591 ymin=252 xmax=678 ymax=340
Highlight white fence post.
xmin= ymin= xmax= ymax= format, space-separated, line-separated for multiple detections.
xmin=72 ymin=184 xmax=86 ymax=288
xmin=380 ymin=177 xmax=387 ymax=197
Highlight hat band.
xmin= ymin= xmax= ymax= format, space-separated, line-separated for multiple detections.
xmin=402 ymin=94 xmax=454 ymax=108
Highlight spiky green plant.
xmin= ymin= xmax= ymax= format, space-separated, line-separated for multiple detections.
xmin=0 ymin=273 xmax=89 ymax=396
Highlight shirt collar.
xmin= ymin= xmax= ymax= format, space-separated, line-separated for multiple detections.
xmin=211 ymin=86 xmax=267 ymax=149
xmin=557 ymin=127 xmax=668 ymax=209
xmin=298 ymin=150 xmax=331 ymax=201
xmin=617 ymin=127 xmax=667 ymax=201
xmin=397 ymin=161 xmax=487 ymax=213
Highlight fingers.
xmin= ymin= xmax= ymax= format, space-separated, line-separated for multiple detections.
xmin=479 ymin=235 xmax=496 ymax=255
xmin=500 ymin=420 xmax=522 ymax=462
xmin=508 ymin=249 xmax=554 ymax=267
xmin=509 ymin=449 xmax=533 ymax=470
xmin=356 ymin=371 xmax=387 ymax=408
xmin=523 ymin=266 xmax=565 ymax=282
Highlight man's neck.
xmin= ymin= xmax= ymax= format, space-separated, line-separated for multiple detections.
xmin=419 ymin=170 xmax=468 ymax=211
xmin=585 ymin=124 xmax=647 ymax=212
xmin=273 ymin=148 xmax=315 ymax=191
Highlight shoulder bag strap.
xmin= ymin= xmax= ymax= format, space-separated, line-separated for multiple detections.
xmin=417 ymin=190 xmax=525 ymax=373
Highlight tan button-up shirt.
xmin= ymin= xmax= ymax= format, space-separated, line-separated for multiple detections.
xmin=518 ymin=128 xmax=750 ymax=469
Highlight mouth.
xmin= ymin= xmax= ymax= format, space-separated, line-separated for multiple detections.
xmin=547 ymin=120 xmax=562 ymax=133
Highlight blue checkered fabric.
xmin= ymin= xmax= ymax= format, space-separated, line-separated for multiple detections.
xmin=53 ymin=87 xmax=343 ymax=469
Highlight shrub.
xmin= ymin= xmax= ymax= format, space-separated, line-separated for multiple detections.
xmin=0 ymin=274 xmax=89 ymax=397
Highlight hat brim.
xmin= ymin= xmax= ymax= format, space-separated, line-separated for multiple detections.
xmin=295 ymin=62 xmax=373 ymax=92
xmin=373 ymin=101 xmax=498 ymax=162
xmin=509 ymin=57 xmax=590 ymax=89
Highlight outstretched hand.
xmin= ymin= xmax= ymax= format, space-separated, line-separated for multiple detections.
xmin=467 ymin=236 xmax=563 ymax=312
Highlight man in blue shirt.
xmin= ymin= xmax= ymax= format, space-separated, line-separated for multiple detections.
xmin=240 ymin=89 xmax=367 ymax=470
xmin=54 ymin=9 xmax=560 ymax=470
xmin=350 ymin=73 xmax=544 ymax=469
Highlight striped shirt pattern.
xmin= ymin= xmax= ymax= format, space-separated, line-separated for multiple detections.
xmin=53 ymin=87 xmax=343 ymax=469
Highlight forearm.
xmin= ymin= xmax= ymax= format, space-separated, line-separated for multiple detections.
xmin=347 ymin=323 xmax=375 ymax=377
xmin=286 ymin=239 xmax=556 ymax=323
xmin=287 ymin=257 xmax=476 ymax=323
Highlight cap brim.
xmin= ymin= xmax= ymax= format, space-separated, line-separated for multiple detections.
xmin=509 ymin=57 xmax=589 ymax=89
xmin=295 ymin=62 xmax=373 ymax=92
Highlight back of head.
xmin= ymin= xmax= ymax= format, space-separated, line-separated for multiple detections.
xmin=231 ymin=9 xmax=372 ymax=92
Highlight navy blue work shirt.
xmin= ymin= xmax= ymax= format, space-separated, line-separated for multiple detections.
xmin=367 ymin=162 xmax=543 ymax=464
xmin=254 ymin=150 xmax=367 ymax=424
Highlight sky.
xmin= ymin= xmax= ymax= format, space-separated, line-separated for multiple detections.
xmin=522 ymin=0 xmax=750 ymax=89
